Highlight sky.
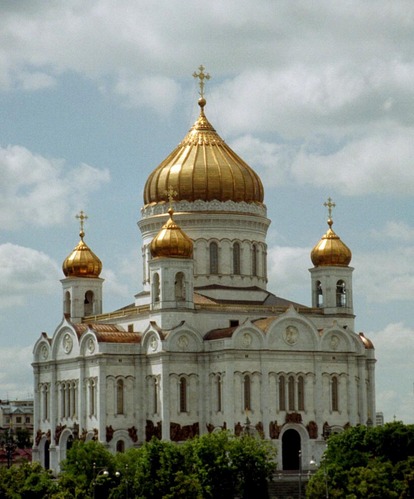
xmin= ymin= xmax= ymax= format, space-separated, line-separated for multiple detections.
xmin=1 ymin=0 xmax=414 ymax=424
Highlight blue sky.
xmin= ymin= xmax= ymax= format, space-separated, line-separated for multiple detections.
xmin=1 ymin=1 xmax=414 ymax=423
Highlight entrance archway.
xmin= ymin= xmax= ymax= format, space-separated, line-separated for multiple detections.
xmin=282 ymin=428 xmax=301 ymax=470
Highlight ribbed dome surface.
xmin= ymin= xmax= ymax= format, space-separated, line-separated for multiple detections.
xmin=311 ymin=220 xmax=352 ymax=267
xmin=150 ymin=209 xmax=193 ymax=259
xmin=144 ymin=99 xmax=264 ymax=206
xmin=62 ymin=231 xmax=102 ymax=278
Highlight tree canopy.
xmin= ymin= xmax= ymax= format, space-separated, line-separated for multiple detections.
xmin=306 ymin=422 xmax=414 ymax=498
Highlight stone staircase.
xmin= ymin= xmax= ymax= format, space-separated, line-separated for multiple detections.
xmin=268 ymin=472 xmax=311 ymax=499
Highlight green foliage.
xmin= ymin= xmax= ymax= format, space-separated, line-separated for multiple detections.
xmin=307 ymin=422 xmax=414 ymax=498
xmin=0 ymin=462 xmax=56 ymax=499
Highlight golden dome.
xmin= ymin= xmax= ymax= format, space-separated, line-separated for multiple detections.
xmin=150 ymin=208 xmax=193 ymax=259
xmin=143 ymin=98 xmax=264 ymax=206
xmin=311 ymin=218 xmax=352 ymax=267
xmin=62 ymin=212 xmax=102 ymax=278
xmin=359 ymin=332 xmax=374 ymax=349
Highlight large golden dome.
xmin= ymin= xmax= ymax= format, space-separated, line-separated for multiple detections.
xmin=62 ymin=212 xmax=102 ymax=278
xmin=311 ymin=218 xmax=352 ymax=267
xmin=143 ymin=98 xmax=264 ymax=206
xmin=150 ymin=208 xmax=193 ymax=259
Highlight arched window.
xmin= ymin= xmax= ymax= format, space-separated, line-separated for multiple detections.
xmin=336 ymin=280 xmax=346 ymax=307
xmin=279 ymin=375 xmax=286 ymax=411
xmin=217 ymin=375 xmax=223 ymax=412
xmin=252 ymin=244 xmax=258 ymax=276
xmin=64 ymin=291 xmax=71 ymax=317
xmin=84 ymin=291 xmax=94 ymax=316
xmin=244 ymin=374 xmax=251 ymax=412
xmin=116 ymin=440 xmax=125 ymax=453
xmin=153 ymin=273 xmax=160 ymax=302
xmin=116 ymin=379 xmax=124 ymax=415
xmin=210 ymin=242 xmax=219 ymax=274
xmin=90 ymin=379 xmax=96 ymax=417
xmin=332 ymin=376 xmax=339 ymax=411
xmin=233 ymin=242 xmax=241 ymax=275
xmin=298 ymin=376 xmax=305 ymax=411
xmin=175 ymin=272 xmax=185 ymax=301
xmin=179 ymin=377 xmax=187 ymax=413
xmin=288 ymin=376 xmax=295 ymax=410
xmin=316 ymin=281 xmax=323 ymax=307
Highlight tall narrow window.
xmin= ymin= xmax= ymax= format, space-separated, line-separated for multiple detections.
xmin=153 ymin=378 xmax=158 ymax=415
xmin=153 ymin=273 xmax=160 ymax=302
xmin=117 ymin=379 xmax=124 ymax=414
xmin=336 ymin=280 xmax=346 ymax=307
xmin=175 ymin=272 xmax=185 ymax=301
xmin=84 ymin=291 xmax=94 ymax=316
xmin=288 ymin=376 xmax=295 ymax=410
xmin=217 ymin=375 xmax=222 ymax=412
xmin=179 ymin=377 xmax=187 ymax=413
xmin=332 ymin=376 xmax=339 ymax=411
xmin=252 ymin=244 xmax=258 ymax=276
xmin=244 ymin=375 xmax=251 ymax=412
xmin=279 ymin=375 xmax=286 ymax=411
xmin=64 ymin=291 xmax=71 ymax=317
xmin=298 ymin=376 xmax=305 ymax=411
xmin=316 ymin=281 xmax=323 ymax=307
xmin=210 ymin=242 xmax=218 ymax=274
xmin=90 ymin=380 xmax=96 ymax=417
xmin=233 ymin=242 xmax=241 ymax=275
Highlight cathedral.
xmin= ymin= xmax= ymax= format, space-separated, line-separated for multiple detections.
xmin=32 ymin=67 xmax=376 ymax=474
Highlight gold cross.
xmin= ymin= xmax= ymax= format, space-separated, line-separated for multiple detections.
xmin=323 ymin=197 xmax=336 ymax=219
xmin=164 ymin=186 xmax=178 ymax=209
xmin=76 ymin=210 xmax=88 ymax=235
xmin=193 ymin=65 xmax=210 ymax=99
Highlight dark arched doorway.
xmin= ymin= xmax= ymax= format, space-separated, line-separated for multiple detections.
xmin=282 ymin=429 xmax=301 ymax=470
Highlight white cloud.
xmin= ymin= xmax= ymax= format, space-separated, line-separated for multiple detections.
xmin=371 ymin=220 xmax=414 ymax=243
xmin=354 ymin=247 xmax=414 ymax=304
xmin=0 ymin=244 xmax=60 ymax=308
xmin=0 ymin=145 xmax=110 ymax=229
xmin=0 ymin=345 xmax=33 ymax=400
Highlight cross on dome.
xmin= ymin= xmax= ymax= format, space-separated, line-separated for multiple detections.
xmin=323 ymin=197 xmax=336 ymax=226
xmin=193 ymin=65 xmax=210 ymax=99
xmin=76 ymin=210 xmax=88 ymax=238
xmin=164 ymin=186 xmax=178 ymax=210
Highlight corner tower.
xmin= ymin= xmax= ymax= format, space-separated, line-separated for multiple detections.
xmin=61 ymin=211 xmax=103 ymax=322
xmin=309 ymin=198 xmax=354 ymax=317
xmin=138 ymin=66 xmax=270 ymax=304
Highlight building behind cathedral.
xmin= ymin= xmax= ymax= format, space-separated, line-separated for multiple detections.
xmin=32 ymin=70 xmax=376 ymax=474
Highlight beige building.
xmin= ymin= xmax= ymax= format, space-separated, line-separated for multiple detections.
xmin=33 ymin=72 xmax=376 ymax=474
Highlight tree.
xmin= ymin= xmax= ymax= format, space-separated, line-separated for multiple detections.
xmin=306 ymin=422 xmax=414 ymax=498
xmin=0 ymin=462 xmax=56 ymax=499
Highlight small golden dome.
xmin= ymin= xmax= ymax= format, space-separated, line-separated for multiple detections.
xmin=359 ymin=332 xmax=374 ymax=349
xmin=311 ymin=218 xmax=352 ymax=267
xmin=143 ymin=98 xmax=264 ymax=206
xmin=62 ymin=213 xmax=102 ymax=278
xmin=150 ymin=209 xmax=193 ymax=259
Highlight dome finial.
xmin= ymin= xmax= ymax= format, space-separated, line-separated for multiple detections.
xmin=323 ymin=197 xmax=336 ymax=228
xmin=164 ymin=185 xmax=178 ymax=211
xmin=75 ymin=210 xmax=88 ymax=239
xmin=193 ymin=64 xmax=210 ymax=110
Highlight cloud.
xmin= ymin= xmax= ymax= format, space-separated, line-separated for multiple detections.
xmin=0 ymin=244 xmax=60 ymax=308
xmin=371 ymin=220 xmax=414 ymax=243
xmin=0 ymin=345 xmax=33 ymax=400
xmin=0 ymin=145 xmax=110 ymax=230
xmin=369 ymin=322 xmax=414 ymax=423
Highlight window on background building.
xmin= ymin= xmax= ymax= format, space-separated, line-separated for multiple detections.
xmin=25 ymin=417 xmax=30 ymax=424
xmin=288 ymin=376 xmax=295 ymax=410
xmin=16 ymin=417 xmax=22 ymax=424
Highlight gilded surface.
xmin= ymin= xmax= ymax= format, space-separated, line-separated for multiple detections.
xmin=62 ymin=238 xmax=102 ymax=277
xmin=150 ymin=209 xmax=193 ymax=259
xmin=144 ymin=103 xmax=264 ymax=205
xmin=311 ymin=224 xmax=352 ymax=267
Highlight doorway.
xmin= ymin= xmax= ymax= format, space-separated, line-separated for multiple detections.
xmin=282 ymin=428 xmax=301 ymax=470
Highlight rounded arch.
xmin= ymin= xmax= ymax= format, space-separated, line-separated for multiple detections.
xmin=320 ymin=327 xmax=355 ymax=353
xmin=58 ymin=428 xmax=74 ymax=463
xmin=232 ymin=325 xmax=265 ymax=349
xmin=51 ymin=326 xmax=79 ymax=359
xmin=37 ymin=436 xmax=51 ymax=469
xmin=266 ymin=314 xmax=319 ymax=351
xmin=280 ymin=424 xmax=309 ymax=471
